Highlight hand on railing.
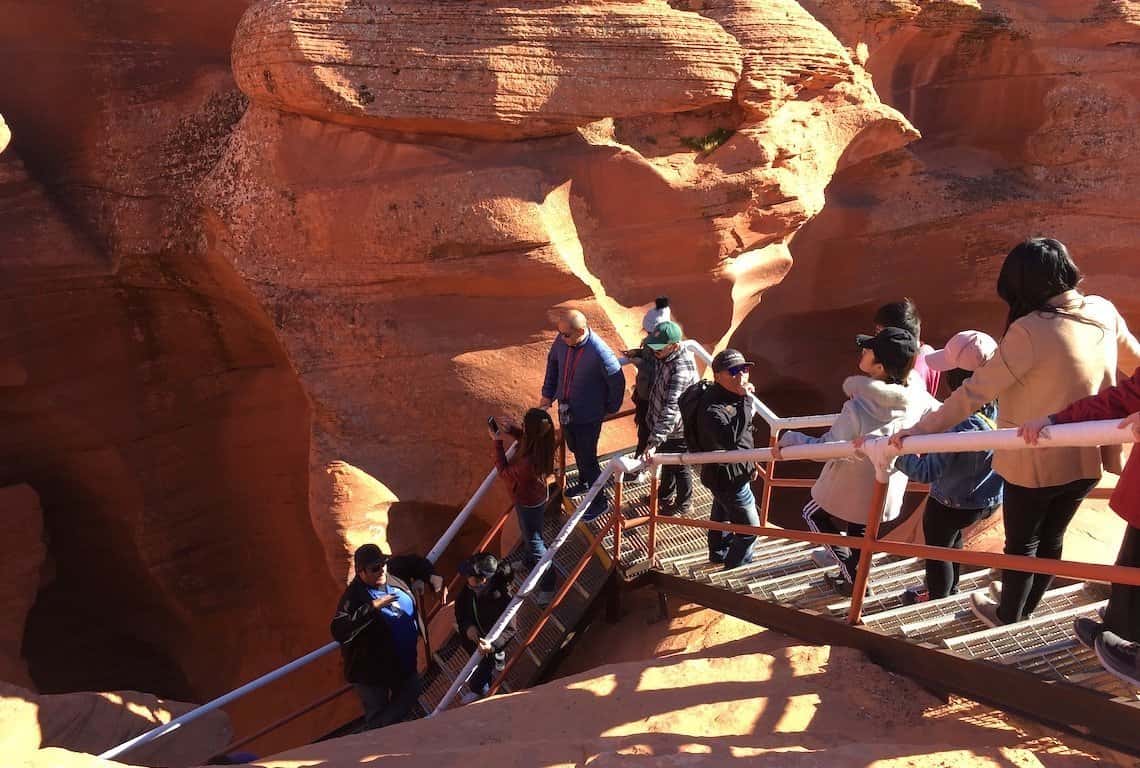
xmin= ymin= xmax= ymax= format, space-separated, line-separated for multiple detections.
xmin=1121 ymin=413 xmax=1140 ymax=440
xmin=1018 ymin=416 xmax=1052 ymax=445
xmin=888 ymin=424 xmax=924 ymax=449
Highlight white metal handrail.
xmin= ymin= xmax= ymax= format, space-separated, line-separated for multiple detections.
xmin=429 ymin=455 xmax=635 ymax=715
xmin=99 ymin=447 xmax=518 ymax=761
xmin=647 ymin=417 xmax=1135 ymax=468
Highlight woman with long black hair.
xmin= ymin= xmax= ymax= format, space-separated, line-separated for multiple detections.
xmin=490 ymin=408 xmax=558 ymax=605
xmin=892 ymin=237 xmax=1140 ymax=626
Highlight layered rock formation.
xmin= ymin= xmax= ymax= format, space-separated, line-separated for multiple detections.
xmin=233 ymin=0 xmax=744 ymax=139
xmin=4 ymin=0 xmax=1140 ymax=760
xmin=0 ymin=486 xmax=45 ymax=689
xmin=249 ymin=627 xmax=1121 ymax=767
xmin=0 ymin=0 xmax=351 ymax=752
xmin=735 ymin=0 xmax=1140 ymax=414
xmin=210 ymin=0 xmax=916 ymax=586
xmin=1 ymin=681 xmax=230 ymax=768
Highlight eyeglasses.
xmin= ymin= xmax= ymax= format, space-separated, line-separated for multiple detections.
xmin=727 ymin=364 xmax=750 ymax=376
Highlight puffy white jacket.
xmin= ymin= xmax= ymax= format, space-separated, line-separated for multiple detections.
xmin=780 ymin=375 xmax=939 ymax=525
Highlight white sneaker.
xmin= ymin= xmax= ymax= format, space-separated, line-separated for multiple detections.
xmin=971 ymin=592 xmax=1003 ymax=628
xmin=987 ymin=580 xmax=1002 ymax=600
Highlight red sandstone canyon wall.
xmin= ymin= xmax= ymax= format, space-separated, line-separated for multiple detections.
xmin=737 ymin=0 xmax=1140 ymax=416
xmin=2 ymin=0 xmax=1139 ymax=759
xmin=0 ymin=0 xmax=350 ymax=752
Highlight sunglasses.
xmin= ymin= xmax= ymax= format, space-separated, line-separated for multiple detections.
xmin=727 ymin=364 xmax=750 ymax=376
xmin=364 ymin=561 xmax=388 ymax=574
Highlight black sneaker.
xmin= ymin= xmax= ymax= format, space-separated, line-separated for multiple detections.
xmin=901 ymin=586 xmax=930 ymax=606
xmin=1095 ymin=631 xmax=1140 ymax=687
xmin=824 ymin=572 xmax=854 ymax=598
xmin=659 ymin=499 xmax=692 ymax=517
xmin=1074 ymin=617 xmax=1106 ymax=650
xmin=565 ymin=482 xmax=589 ymax=497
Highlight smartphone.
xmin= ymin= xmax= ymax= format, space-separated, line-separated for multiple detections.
xmin=487 ymin=416 xmax=499 ymax=433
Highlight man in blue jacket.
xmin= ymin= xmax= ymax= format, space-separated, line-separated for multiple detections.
xmin=540 ymin=309 xmax=625 ymax=513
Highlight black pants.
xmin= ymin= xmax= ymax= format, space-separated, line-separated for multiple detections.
xmin=922 ymin=497 xmax=994 ymax=598
xmin=803 ymin=500 xmax=866 ymax=582
xmin=634 ymin=395 xmax=650 ymax=456
xmin=354 ymin=671 xmax=421 ymax=730
xmin=998 ymin=477 xmax=1098 ymax=624
xmin=657 ymin=436 xmax=692 ymax=508
xmin=1105 ymin=523 xmax=1140 ymax=643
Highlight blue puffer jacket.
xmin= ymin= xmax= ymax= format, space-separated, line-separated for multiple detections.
xmin=541 ymin=330 xmax=624 ymax=424
xmin=895 ymin=402 xmax=1004 ymax=511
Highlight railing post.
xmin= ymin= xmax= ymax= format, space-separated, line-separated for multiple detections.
xmin=611 ymin=474 xmax=624 ymax=563
xmin=759 ymin=430 xmax=778 ymax=526
xmin=846 ymin=478 xmax=889 ymax=625
xmin=646 ymin=465 xmax=661 ymax=567
xmin=558 ymin=435 xmax=567 ymax=496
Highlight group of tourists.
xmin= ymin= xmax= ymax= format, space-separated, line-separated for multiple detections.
xmin=329 ymin=235 xmax=1140 ymax=732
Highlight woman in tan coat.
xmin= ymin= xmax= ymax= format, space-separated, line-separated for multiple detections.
xmin=892 ymin=238 xmax=1140 ymax=627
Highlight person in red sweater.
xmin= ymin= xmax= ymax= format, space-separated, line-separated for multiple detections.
xmin=1021 ymin=371 xmax=1140 ymax=685
xmin=491 ymin=408 xmax=558 ymax=605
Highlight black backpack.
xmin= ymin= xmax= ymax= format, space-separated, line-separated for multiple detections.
xmin=679 ymin=380 xmax=714 ymax=452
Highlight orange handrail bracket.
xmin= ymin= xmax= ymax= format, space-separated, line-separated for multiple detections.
xmin=647 ymin=468 xmax=661 ymax=567
xmin=846 ymin=479 xmax=889 ymax=625
xmin=759 ymin=432 xmax=778 ymax=526
xmin=558 ymin=438 xmax=568 ymax=496
xmin=652 ymin=512 xmax=1140 ymax=590
xmin=612 ymin=476 xmax=624 ymax=563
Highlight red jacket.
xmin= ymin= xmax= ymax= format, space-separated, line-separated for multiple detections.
xmin=1052 ymin=367 xmax=1140 ymax=527
xmin=493 ymin=428 xmax=548 ymax=508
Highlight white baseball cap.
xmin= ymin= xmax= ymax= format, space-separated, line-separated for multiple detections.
xmin=924 ymin=330 xmax=998 ymax=372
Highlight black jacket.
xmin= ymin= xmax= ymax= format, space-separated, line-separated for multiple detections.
xmin=454 ymin=563 xmax=514 ymax=655
xmin=697 ymin=383 xmax=756 ymax=493
xmin=329 ymin=554 xmax=435 ymax=686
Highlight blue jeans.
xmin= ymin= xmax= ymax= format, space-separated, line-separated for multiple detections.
xmin=565 ymin=420 xmax=603 ymax=488
xmin=708 ymin=482 xmax=759 ymax=569
xmin=517 ymin=500 xmax=556 ymax=592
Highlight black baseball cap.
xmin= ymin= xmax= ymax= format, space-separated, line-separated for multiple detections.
xmin=712 ymin=348 xmax=754 ymax=373
xmin=856 ymin=326 xmax=918 ymax=375
xmin=353 ymin=543 xmax=389 ymax=571
xmin=459 ymin=552 xmax=499 ymax=580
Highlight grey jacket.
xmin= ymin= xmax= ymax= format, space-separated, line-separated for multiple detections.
xmin=780 ymin=375 xmax=939 ymax=524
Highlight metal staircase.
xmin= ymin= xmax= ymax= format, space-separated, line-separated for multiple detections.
xmin=588 ymin=449 xmax=1136 ymax=704
xmin=415 ymin=492 xmax=616 ymax=715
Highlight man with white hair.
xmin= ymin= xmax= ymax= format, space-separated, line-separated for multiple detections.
xmin=540 ymin=309 xmax=625 ymax=516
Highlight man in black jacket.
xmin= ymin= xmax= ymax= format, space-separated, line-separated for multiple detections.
xmin=697 ymin=349 xmax=760 ymax=570
xmin=454 ymin=552 xmax=515 ymax=703
xmin=330 ymin=544 xmax=440 ymax=730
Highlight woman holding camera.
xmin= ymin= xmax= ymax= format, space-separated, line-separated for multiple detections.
xmin=490 ymin=408 xmax=558 ymax=605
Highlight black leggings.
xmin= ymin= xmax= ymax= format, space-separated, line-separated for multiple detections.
xmin=1105 ymin=523 xmax=1140 ymax=642
xmin=998 ymin=477 xmax=1097 ymax=624
xmin=922 ymin=497 xmax=994 ymax=598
